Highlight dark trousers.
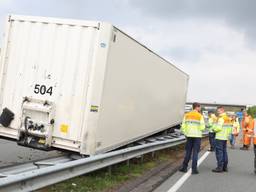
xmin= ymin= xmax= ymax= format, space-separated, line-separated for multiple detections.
xmin=182 ymin=137 xmax=201 ymax=171
xmin=209 ymin=132 xmax=216 ymax=150
xmin=215 ymin=139 xmax=228 ymax=169
xmin=254 ymin=145 xmax=256 ymax=171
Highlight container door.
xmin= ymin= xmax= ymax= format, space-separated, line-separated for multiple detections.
xmin=0 ymin=16 xmax=99 ymax=151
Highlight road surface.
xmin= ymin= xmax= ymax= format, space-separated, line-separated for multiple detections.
xmin=154 ymin=144 xmax=256 ymax=192
xmin=0 ymin=138 xmax=62 ymax=168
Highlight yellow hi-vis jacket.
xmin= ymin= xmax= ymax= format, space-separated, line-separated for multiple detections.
xmin=208 ymin=116 xmax=217 ymax=133
xmin=232 ymin=120 xmax=240 ymax=135
xmin=213 ymin=113 xmax=232 ymax=140
xmin=181 ymin=110 xmax=205 ymax=138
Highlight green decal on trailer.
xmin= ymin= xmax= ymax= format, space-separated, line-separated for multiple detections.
xmin=90 ymin=105 xmax=99 ymax=112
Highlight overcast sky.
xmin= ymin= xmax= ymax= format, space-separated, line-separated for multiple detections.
xmin=0 ymin=0 xmax=255 ymax=105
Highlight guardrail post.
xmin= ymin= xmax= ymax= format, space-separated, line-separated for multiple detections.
xmin=126 ymin=159 xmax=130 ymax=166
xmin=140 ymin=155 xmax=144 ymax=163
xmin=108 ymin=166 xmax=112 ymax=175
xmin=151 ymin=151 xmax=155 ymax=159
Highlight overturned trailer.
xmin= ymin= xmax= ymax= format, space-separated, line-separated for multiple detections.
xmin=0 ymin=15 xmax=189 ymax=155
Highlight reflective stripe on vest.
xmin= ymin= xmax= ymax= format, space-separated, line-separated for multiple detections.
xmin=183 ymin=111 xmax=203 ymax=138
xmin=186 ymin=120 xmax=200 ymax=125
xmin=215 ymin=115 xmax=232 ymax=140
xmin=208 ymin=118 xmax=216 ymax=133
xmin=186 ymin=126 xmax=203 ymax=137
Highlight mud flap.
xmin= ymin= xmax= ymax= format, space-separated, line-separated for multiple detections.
xmin=0 ymin=108 xmax=14 ymax=127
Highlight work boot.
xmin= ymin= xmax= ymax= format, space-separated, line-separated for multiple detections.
xmin=179 ymin=166 xmax=187 ymax=173
xmin=223 ymin=167 xmax=228 ymax=172
xmin=192 ymin=170 xmax=199 ymax=174
xmin=212 ymin=167 xmax=223 ymax=173
xmin=240 ymin=145 xmax=248 ymax=150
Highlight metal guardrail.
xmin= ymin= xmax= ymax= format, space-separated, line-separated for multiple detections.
xmin=0 ymin=155 xmax=78 ymax=177
xmin=0 ymin=133 xmax=186 ymax=192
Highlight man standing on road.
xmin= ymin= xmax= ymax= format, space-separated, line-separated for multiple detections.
xmin=208 ymin=113 xmax=217 ymax=152
xmin=253 ymin=117 xmax=256 ymax=174
xmin=240 ymin=111 xmax=255 ymax=150
xmin=229 ymin=115 xmax=240 ymax=149
xmin=212 ymin=106 xmax=232 ymax=173
xmin=254 ymin=138 xmax=256 ymax=174
xmin=179 ymin=102 xmax=205 ymax=174
xmin=236 ymin=108 xmax=244 ymax=126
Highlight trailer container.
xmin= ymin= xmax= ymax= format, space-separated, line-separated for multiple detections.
xmin=0 ymin=15 xmax=189 ymax=155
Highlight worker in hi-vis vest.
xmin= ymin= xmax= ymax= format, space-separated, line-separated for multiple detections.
xmin=208 ymin=113 xmax=217 ymax=151
xmin=212 ymin=106 xmax=232 ymax=173
xmin=179 ymin=102 xmax=205 ymax=174
xmin=240 ymin=111 xmax=255 ymax=150
xmin=229 ymin=114 xmax=240 ymax=149
xmin=253 ymin=128 xmax=256 ymax=174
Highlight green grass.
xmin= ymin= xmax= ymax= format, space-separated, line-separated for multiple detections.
xmin=42 ymin=146 xmax=185 ymax=192
xmin=47 ymin=160 xmax=159 ymax=192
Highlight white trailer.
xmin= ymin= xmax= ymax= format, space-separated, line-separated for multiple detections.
xmin=0 ymin=15 xmax=189 ymax=155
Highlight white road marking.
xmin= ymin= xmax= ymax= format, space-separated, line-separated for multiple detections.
xmin=167 ymin=151 xmax=210 ymax=192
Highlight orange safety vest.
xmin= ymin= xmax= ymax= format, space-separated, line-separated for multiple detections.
xmin=242 ymin=116 xmax=254 ymax=135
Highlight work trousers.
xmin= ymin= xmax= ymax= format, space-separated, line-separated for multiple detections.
xmin=215 ymin=139 xmax=228 ymax=169
xmin=182 ymin=137 xmax=201 ymax=171
xmin=229 ymin=134 xmax=236 ymax=146
xmin=209 ymin=132 xmax=216 ymax=150
xmin=254 ymin=145 xmax=256 ymax=171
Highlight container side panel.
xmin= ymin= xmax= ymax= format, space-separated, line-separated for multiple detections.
xmin=96 ymin=30 xmax=188 ymax=152
xmin=0 ymin=19 xmax=97 ymax=150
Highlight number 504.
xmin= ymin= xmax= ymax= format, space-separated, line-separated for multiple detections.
xmin=34 ymin=84 xmax=53 ymax=96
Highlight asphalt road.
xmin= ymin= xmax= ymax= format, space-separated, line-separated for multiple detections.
xmin=154 ymin=145 xmax=256 ymax=192
xmin=0 ymin=138 xmax=62 ymax=168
